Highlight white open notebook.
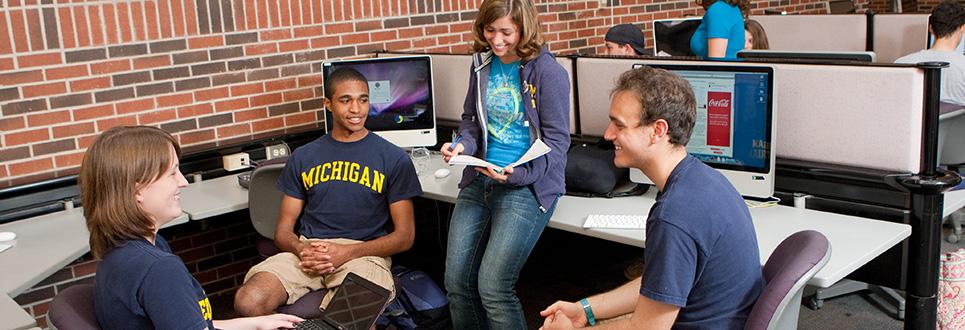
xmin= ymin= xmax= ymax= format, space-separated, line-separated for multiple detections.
xmin=448 ymin=139 xmax=551 ymax=169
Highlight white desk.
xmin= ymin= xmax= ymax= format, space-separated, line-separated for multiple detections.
xmin=421 ymin=155 xmax=910 ymax=288
xmin=0 ymin=209 xmax=187 ymax=330
xmin=179 ymin=175 xmax=249 ymax=220
xmin=945 ymin=189 xmax=965 ymax=218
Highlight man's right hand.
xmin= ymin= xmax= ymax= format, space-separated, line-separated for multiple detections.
xmin=540 ymin=301 xmax=588 ymax=328
xmin=296 ymin=241 xmax=333 ymax=276
xmin=440 ymin=142 xmax=463 ymax=163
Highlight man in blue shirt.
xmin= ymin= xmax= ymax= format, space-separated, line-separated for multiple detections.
xmin=540 ymin=66 xmax=764 ymax=329
xmin=233 ymin=67 xmax=423 ymax=316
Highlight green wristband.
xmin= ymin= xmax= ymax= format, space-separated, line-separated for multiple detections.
xmin=580 ymin=298 xmax=597 ymax=326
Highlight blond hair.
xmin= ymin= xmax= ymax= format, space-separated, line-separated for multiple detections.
xmin=472 ymin=0 xmax=545 ymax=61
xmin=80 ymin=126 xmax=180 ymax=258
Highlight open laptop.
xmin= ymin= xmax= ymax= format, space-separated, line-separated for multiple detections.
xmin=297 ymin=272 xmax=392 ymax=330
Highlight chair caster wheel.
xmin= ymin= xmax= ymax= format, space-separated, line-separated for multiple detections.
xmin=807 ymin=296 xmax=823 ymax=310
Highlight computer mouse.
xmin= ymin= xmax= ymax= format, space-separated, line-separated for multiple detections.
xmin=433 ymin=168 xmax=451 ymax=179
xmin=0 ymin=232 xmax=15 ymax=242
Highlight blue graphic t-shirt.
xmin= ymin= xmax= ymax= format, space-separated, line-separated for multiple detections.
xmin=277 ymin=133 xmax=422 ymax=241
xmin=95 ymin=236 xmax=215 ymax=330
xmin=485 ymin=59 xmax=530 ymax=168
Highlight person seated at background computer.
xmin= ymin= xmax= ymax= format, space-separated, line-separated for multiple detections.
xmin=744 ymin=19 xmax=770 ymax=50
xmin=690 ymin=0 xmax=748 ymax=59
xmin=233 ymin=67 xmax=423 ymax=316
xmin=603 ymin=24 xmax=648 ymax=56
xmin=539 ymin=66 xmax=764 ymax=329
xmin=896 ymin=0 xmax=965 ymax=106
xmin=81 ymin=126 xmax=302 ymax=329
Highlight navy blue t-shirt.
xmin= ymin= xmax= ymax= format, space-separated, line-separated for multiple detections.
xmin=94 ymin=236 xmax=214 ymax=330
xmin=278 ymin=133 xmax=423 ymax=241
xmin=640 ymin=155 xmax=764 ymax=329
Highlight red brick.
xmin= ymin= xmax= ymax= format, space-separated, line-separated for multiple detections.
xmin=234 ymin=108 xmax=266 ymax=121
xmin=250 ymin=93 xmax=282 ymax=107
xmin=5 ymin=128 xmax=49 ymax=146
xmin=46 ymin=65 xmax=90 ymax=80
xmin=0 ymin=9 xmax=11 ymax=54
xmin=133 ymin=55 xmax=171 ymax=70
xmin=8 ymin=158 xmax=53 ymax=176
xmin=10 ymin=10 xmax=29 ymax=52
xmin=279 ymin=39 xmax=309 ymax=52
xmin=96 ymin=115 xmax=137 ymax=132
xmin=260 ymin=29 xmax=293 ymax=41
xmin=27 ymin=110 xmax=70 ymax=127
xmin=177 ymin=103 xmax=214 ymax=117
xmin=216 ymin=123 xmax=251 ymax=138
xmin=232 ymin=1 xmax=246 ymax=31
xmin=215 ymin=98 xmax=249 ymax=112
xmin=399 ymin=27 xmax=422 ymax=39
xmin=341 ymin=33 xmax=370 ymax=44
xmin=91 ymin=59 xmax=132 ymax=74
xmin=297 ymin=75 xmax=322 ymax=88
xmin=257 ymin=0 xmax=269 ymax=28
xmin=245 ymin=43 xmax=278 ymax=56
xmin=0 ymin=70 xmax=43 ymax=86
xmin=284 ymin=112 xmax=315 ymax=126
xmin=325 ymin=22 xmax=353 ymax=34
xmin=425 ymin=25 xmax=448 ymax=35
xmin=171 ymin=0 xmax=185 ymax=36
xmin=283 ymin=88 xmax=314 ymax=102
xmin=189 ymin=35 xmax=224 ymax=49
xmin=313 ymin=0 xmax=324 ymax=22
xmin=103 ymin=4 xmax=119 ymax=44
xmin=73 ymin=6 xmax=90 ymax=47
xmin=0 ymin=165 xmax=6 ymax=179
xmin=54 ymin=151 xmax=85 ymax=169
xmin=157 ymin=92 xmax=195 ymax=107
xmin=0 ymin=117 xmax=26 ymax=131
xmin=88 ymin=6 xmax=104 ymax=45
xmin=183 ymin=0 xmax=198 ymax=35
xmin=72 ymin=104 xmax=114 ymax=120
xmin=230 ymin=83 xmax=264 ymax=97
xmin=53 ymin=122 xmax=96 ymax=139
xmin=157 ymin=0 xmax=172 ymax=39
xmin=138 ymin=109 xmax=177 ymax=124
xmin=372 ymin=30 xmax=398 ymax=42
xmin=23 ymin=82 xmax=67 ymax=98
xmin=26 ymin=9 xmax=42 ymax=51
xmin=179 ymin=129 xmax=215 ymax=145
xmin=244 ymin=0 xmax=257 ymax=30
xmin=131 ymin=2 xmax=146 ymax=41
xmin=386 ymin=40 xmax=411 ymax=51
xmin=300 ymin=0 xmax=313 ymax=24
xmin=310 ymin=36 xmax=339 ymax=48
xmin=294 ymin=26 xmax=323 ymax=38
xmin=193 ymin=87 xmax=229 ymax=102
xmin=77 ymin=134 xmax=98 ymax=148
xmin=114 ymin=99 xmax=153 ymax=115
xmin=251 ymin=117 xmax=284 ymax=132
xmin=266 ymin=78 xmax=298 ymax=91
xmin=69 ymin=77 xmax=111 ymax=92
xmin=117 ymin=3 xmax=132 ymax=42
xmin=279 ymin=1 xmax=291 ymax=27
xmin=0 ymin=58 xmax=13 ymax=70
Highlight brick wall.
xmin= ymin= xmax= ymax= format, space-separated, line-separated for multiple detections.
xmin=0 ymin=0 xmax=828 ymax=189
xmin=14 ymin=211 xmax=259 ymax=329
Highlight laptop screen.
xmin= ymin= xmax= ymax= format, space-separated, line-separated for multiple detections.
xmin=323 ymin=274 xmax=391 ymax=330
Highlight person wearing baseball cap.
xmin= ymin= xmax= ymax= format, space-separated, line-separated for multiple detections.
xmin=604 ymin=24 xmax=647 ymax=56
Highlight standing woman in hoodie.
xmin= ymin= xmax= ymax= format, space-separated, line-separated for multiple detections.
xmin=439 ymin=0 xmax=571 ymax=328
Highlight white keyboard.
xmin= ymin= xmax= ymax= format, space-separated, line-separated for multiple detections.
xmin=583 ymin=214 xmax=647 ymax=229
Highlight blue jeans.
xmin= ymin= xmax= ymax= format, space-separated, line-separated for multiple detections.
xmin=444 ymin=177 xmax=558 ymax=330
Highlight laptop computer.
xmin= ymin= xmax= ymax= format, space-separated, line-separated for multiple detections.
xmin=297 ymin=272 xmax=392 ymax=330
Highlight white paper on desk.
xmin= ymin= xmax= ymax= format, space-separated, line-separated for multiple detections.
xmin=448 ymin=139 xmax=551 ymax=169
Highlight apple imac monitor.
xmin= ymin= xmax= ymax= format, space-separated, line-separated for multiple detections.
xmin=653 ymin=17 xmax=702 ymax=56
xmin=322 ymin=56 xmax=437 ymax=148
xmin=629 ymin=64 xmax=776 ymax=199
xmin=737 ymin=50 xmax=876 ymax=62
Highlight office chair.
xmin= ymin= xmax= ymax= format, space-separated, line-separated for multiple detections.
xmin=939 ymin=103 xmax=965 ymax=243
xmin=48 ymin=283 xmax=99 ymax=330
xmin=745 ymin=230 xmax=831 ymax=330
xmin=248 ymin=160 xmax=287 ymax=257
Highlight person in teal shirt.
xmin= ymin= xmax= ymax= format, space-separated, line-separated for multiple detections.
xmin=690 ymin=0 xmax=748 ymax=59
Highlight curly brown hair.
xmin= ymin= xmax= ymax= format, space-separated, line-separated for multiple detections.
xmin=471 ymin=0 xmax=545 ymax=61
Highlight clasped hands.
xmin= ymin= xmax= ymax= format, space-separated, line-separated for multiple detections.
xmin=297 ymin=241 xmax=353 ymax=276
xmin=441 ymin=142 xmax=515 ymax=184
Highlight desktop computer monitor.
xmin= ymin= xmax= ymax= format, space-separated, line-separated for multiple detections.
xmin=737 ymin=50 xmax=876 ymax=62
xmin=653 ymin=17 xmax=702 ymax=56
xmin=321 ymin=56 xmax=437 ymax=148
xmin=629 ymin=64 xmax=776 ymax=199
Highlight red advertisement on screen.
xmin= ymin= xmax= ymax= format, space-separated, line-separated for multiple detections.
xmin=706 ymin=91 xmax=732 ymax=147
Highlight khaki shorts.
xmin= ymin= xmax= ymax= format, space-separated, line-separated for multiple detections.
xmin=244 ymin=237 xmax=394 ymax=309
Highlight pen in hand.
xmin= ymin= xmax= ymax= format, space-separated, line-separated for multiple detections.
xmin=449 ymin=134 xmax=462 ymax=151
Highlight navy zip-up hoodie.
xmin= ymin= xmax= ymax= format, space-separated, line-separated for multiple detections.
xmin=455 ymin=47 xmax=571 ymax=211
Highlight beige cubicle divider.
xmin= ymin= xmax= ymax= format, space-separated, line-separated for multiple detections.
xmin=750 ymin=15 xmax=867 ymax=52
xmin=873 ymin=14 xmax=928 ymax=63
xmin=377 ymin=52 xmax=579 ymax=134
xmin=575 ymin=57 xmax=925 ymax=174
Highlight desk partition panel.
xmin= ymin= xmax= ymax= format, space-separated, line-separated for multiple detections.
xmin=750 ymin=15 xmax=867 ymax=52
xmin=873 ymin=14 xmax=929 ymax=63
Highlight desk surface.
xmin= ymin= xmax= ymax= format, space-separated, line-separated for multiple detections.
xmin=179 ymin=175 xmax=249 ymax=220
xmin=1 ymin=294 xmax=35 ymax=330
xmin=422 ymin=155 xmax=910 ymax=288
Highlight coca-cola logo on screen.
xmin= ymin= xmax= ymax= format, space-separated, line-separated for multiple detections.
xmin=708 ymin=98 xmax=730 ymax=108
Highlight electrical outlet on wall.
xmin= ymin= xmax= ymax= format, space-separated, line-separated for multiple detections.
xmin=265 ymin=144 xmax=290 ymax=160
xmin=222 ymin=152 xmax=250 ymax=171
